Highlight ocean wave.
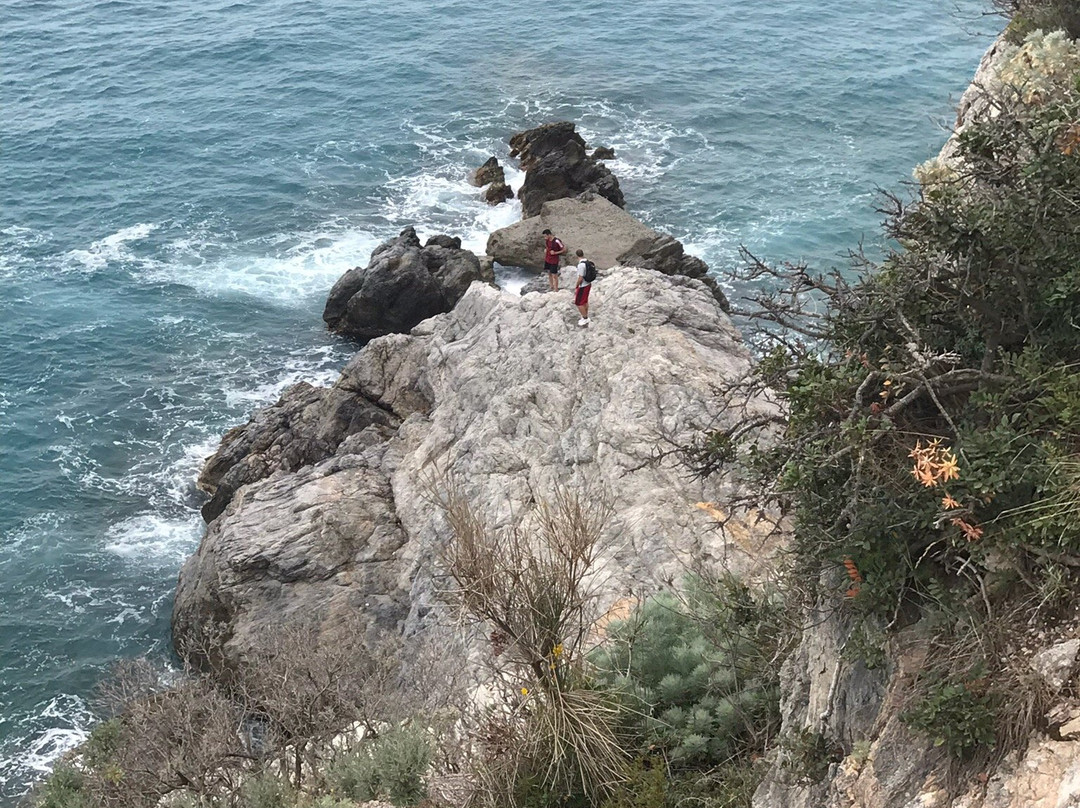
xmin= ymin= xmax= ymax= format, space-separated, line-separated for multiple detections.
xmin=159 ymin=224 xmax=382 ymax=304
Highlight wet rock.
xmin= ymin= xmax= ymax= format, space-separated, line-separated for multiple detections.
xmin=323 ymin=226 xmax=494 ymax=340
xmin=472 ymin=156 xmax=505 ymax=187
xmin=483 ymin=181 xmax=514 ymax=205
xmin=508 ymin=121 xmax=624 ymax=217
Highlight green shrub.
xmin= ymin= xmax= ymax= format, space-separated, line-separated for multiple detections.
xmin=327 ymin=725 xmax=431 ymax=807
xmin=997 ymin=0 xmax=1080 ymax=42
xmin=240 ymin=772 xmax=295 ymax=808
xmin=34 ymin=766 xmax=90 ymax=808
xmin=599 ymin=757 xmax=763 ymax=808
xmin=695 ymin=2 xmax=1080 ymax=763
xmin=591 ymin=576 xmax=783 ymax=768
xmin=903 ymin=676 xmax=997 ymax=758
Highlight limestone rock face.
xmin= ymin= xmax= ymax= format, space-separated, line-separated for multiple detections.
xmin=487 ymin=196 xmax=728 ymax=308
xmin=174 ymin=427 xmax=409 ymax=662
xmin=508 ymin=121 xmax=624 ymax=217
xmin=323 ymin=227 xmax=494 ymax=340
xmin=175 ymin=268 xmax=780 ymax=666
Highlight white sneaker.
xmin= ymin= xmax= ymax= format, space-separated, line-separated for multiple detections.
xmin=578 ymin=318 xmax=590 ymax=326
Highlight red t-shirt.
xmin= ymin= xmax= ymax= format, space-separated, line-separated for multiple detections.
xmin=544 ymin=237 xmax=564 ymax=264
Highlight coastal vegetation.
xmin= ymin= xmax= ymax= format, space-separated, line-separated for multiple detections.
xmin=696 ymin=10 xmax=1080 ymax=774
xmin=30 ymin=3 xmax=1080 ymax=808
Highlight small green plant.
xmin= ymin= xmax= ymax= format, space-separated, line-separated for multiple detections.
xmin=327 ymin=725 xmax=431 ymax=807
xmin=903 ymin=676 xmax=998 ymax=759
xmin=779 ymin=728 xmax=842 ymax=785
xmin=599 ymin=758 xmax=670 ymax=808
xmin=240 ymin=772 xmax=295 ymax=808
xmin=34 ymin=766 xmax=90 ymax=808
xmin=591 ymin=576 xmax=783 ymax=768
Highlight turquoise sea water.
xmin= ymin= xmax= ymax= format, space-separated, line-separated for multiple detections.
xmin=2 ymin=0 xmax=997 ymax=799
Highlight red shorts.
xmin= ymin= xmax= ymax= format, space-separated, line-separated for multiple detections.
xmin=575 ymin=284 xmax=591 ymax=306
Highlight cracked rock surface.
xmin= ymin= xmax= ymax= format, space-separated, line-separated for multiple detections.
xmin=174 ymin=267 xmax=779 ymax=666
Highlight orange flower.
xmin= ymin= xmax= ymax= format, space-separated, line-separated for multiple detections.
xmin=941 ymin=494 xmax=961 ymax=510
xmin=950 ymin=517 xmax=984 ymax=542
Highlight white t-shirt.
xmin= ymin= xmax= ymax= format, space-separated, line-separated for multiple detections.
xmin=576 ymin=260 xmax=591 ymax=287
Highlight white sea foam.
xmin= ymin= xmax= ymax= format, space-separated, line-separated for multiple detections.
xmin=63 ymin=223 xmax=158 ymax=272
xmin=0 ymin=694 xmax=94 ymax=793
xmin=160 ymin=225 xmax=382 ymax=304
xmin=0 ymin=513 xmax=64 ymax=567
xmin=221 ymin=343 xmax=349 ymax=408
xmin=0 ymin=226 xmax=52 ymax=278
xmin=102 ymin=513 xmax=202 ymax=567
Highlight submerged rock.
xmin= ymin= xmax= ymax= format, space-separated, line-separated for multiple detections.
xmin=508 ymin=121 xmax=624 ymax=217
xmin=322 ymin=227 xmax=494 ymax=340
xmin=175 ymin=267 xmax=780 ymax=666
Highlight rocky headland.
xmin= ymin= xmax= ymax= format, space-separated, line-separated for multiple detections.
xmin=173 ymin=120 xmax=774 ymax=670
xmin=175 ymin=265 xmax=777 ymax=666
xmin=169 ymin=41 xmax=1080 ymax=803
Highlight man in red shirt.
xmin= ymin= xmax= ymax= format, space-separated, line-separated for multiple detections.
xmin=542 ymin=228 xmax=566 ymax=291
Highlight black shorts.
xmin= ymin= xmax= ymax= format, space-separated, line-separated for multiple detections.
xmin=545 ymin=261 xmax=560 ymax=274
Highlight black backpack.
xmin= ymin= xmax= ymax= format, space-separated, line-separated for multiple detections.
xmin=583 ymin=260 xmax=597 ymax=283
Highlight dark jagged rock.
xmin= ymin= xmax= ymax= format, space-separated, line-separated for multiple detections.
xmin=618 ymin=233 xmax=729 ymax=311
xmin=591 ymin=146 xmax=616 ymax=160
xmin=508 ymin=121 xmax=624 ymax=217
xmin=483 ymin=182 xmax=513 ymax=205
xmin=196 ymin=381 xmax=400 ymax=522
xmin=323 ymin=226 xmax=494 ymax=340
xmin=472 ymin=156 xmax=505 ymax=187
xmin=424 ymin=234 xmax=461 ymax=250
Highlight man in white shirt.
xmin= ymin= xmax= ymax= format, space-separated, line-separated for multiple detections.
xmin=573 ymin=249 xmax=592 ymax=326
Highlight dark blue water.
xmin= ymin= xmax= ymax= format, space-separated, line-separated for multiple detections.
xmin=1 ymin=0 xmax=997 ymax=798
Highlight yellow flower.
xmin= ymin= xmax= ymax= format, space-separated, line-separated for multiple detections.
xmin=551 ymin=643 xmax=564 ymax=659
xmin=520 ymin=687 xmax=529 ymax=696
xmin=937 ymin=454 xmax=960 ymax=482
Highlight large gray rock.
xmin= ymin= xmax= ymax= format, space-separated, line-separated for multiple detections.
xmin=196 ymin=382 xmax=399 ymax=523
xmin=175 ymin=268 xmax=780 ymax=666
xmin=487 ymin=196 xmax=728 ymax=308
xmin=323 ymin=227 xmax=495 ymax=340
xmin=508 ymin=121 xmax=624 ymax=217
